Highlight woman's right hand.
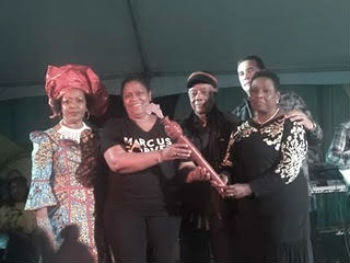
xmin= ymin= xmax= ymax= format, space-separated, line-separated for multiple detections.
xmin=218 ymin=183 xmax=253 ymax=199
xmin=160 ymin=143 xmax=191 ymax=161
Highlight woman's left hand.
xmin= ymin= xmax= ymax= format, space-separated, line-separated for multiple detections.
xmin=284 ymin=110 xmax=314 ymax=130
xmin=220 ymin=183 xmax=252 ymax=199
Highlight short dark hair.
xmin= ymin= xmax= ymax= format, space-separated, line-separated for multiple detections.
xmin=251 ymin=70 xmax=280 ymax=91
xmin=51 ymin=93 xmax=93 ymax=119
xmin=237 ymin=55 xmax=266 ymax=70
xmin=120 ymin=74 xmax=151 ymax=97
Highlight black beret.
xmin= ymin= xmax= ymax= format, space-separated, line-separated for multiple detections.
xmin=187 ymin=71 xmax=218 ymax=89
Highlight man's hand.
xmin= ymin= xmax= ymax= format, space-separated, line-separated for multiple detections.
xmin=186 ymin=166 xmax=211 ymax=183
xmin=146 ymin=103 xmax=164 ymax=119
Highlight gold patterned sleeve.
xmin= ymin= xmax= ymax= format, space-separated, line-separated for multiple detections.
xmin=221 ymin=122 xmax=250 ymax=170
xmin=221 ymin=130 xmax=239 ymax=168
xmin=274 ymin=122 xmax=308 ymax=184
xmin=249 ymin=120 xmax=308 ymax=197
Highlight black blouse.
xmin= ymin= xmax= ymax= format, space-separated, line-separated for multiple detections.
xmin=222 ymin=116 xmax=309 ymax=216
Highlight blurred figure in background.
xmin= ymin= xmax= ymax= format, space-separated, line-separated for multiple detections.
xmin=326 ymin=120 xmax=350 ymax=170
xmin=0 ymin=169 xmax=37 ymax=263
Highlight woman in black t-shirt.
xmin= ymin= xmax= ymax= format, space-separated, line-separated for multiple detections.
xmin=100 ymin=75 xmax=208 ymax=263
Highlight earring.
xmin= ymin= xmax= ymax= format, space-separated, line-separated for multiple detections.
xmin=55 ymin=110 xmax=62 ymax=119
xmin=84 ymin=111 xmax=91 ymax=120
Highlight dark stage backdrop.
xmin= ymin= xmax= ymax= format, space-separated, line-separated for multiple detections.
xmin=0 ymin=84 xmax=349 ymax=161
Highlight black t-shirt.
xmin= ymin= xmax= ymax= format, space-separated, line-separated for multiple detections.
xmin=100 ymin=117 xmax=181 ymax=215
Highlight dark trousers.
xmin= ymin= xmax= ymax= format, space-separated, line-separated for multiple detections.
xmin=180 ymin=215 xmax=235 ymax=263
xmin=104 ymin=209 xmax=180 ymax=263
xmin=180 ymin=222 xmax=210 ymax=263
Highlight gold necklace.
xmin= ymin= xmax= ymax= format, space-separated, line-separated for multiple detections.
xmin=256 ymin=108 xmax=280 ymax=125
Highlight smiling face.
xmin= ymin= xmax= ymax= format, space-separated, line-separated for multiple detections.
xmin=188 ymin=83 xmax=216 ymax=116
xmin=250 ymin=77 xmax=280 ymax=115
xmin=237 ymin=59 xmax=261 ymax=95
xmin=60 ymin=88 xmax=87 ymax=126
xmin=122 ymin=80 xmax=151 ymax=119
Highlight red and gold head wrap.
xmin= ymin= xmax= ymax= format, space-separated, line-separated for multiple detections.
xmin=45 ymin=64 xmax=109 ymax=118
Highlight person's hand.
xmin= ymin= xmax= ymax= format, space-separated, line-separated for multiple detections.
xmin=284 ymin=110 xmax=314 ymax=130
xmin=160 ymin=143 xmax=191 ymax=161
xmin=186 ymin=166 xmax=211 ymax=183
xmin=220 ymin=183 xmax=252 ymax=199
xmin=146 ymin=103 xmax=164 ymax=119
xmin=163 ymin=119 xmax=183 ymax=139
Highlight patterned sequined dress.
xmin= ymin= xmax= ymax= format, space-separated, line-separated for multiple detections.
xmin=222 ymin=116 xmax=310 ymax=262
xmin=25 ymin=122 xmax=98 ymax=261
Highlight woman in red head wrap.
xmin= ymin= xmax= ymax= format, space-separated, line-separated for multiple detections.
xmin=24 ymin=64 xmax=108 ymax=262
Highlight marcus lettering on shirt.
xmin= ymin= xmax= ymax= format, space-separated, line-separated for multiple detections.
xmin=124 ymin=137 xmax=172 ymax=152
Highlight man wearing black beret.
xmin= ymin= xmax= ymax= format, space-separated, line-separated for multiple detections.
xmin=180 ymin=71 xmax=239 ymax=263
